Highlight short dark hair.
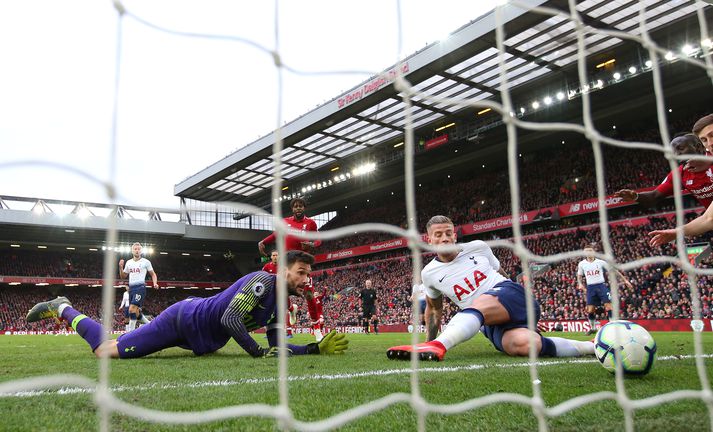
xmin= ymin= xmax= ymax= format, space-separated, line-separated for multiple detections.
xmin=426 ymin=215 xmax=454 ymax=231
xmin=672 ymin=133 xmax=706 ymax=153
xmin=693 ymin=114 xmax=713 ymax=136
xmin=286 ymin=250 xmax=314 ymax=267
xmin=290 ymin=198 xmax=306 ymax=208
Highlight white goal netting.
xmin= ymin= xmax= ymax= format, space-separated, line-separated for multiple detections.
xmin=2 ymin=0 xmax=713 ymax=431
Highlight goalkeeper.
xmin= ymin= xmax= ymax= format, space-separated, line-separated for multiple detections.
xmin=26 ymin=250 xmax=348 ymax=358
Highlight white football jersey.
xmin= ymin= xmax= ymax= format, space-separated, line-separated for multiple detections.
xmin=422 ymin=240 xmax=507 ymax=310
xmin=577 ymin=259 xmax=608 ymax=285
xmin=123 ymin=257 xmax=154 ymax=287
xmin=412 ymin=283 xmax=426 ymax=301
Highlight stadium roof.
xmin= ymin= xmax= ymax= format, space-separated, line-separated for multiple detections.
xmin=175 ymin=0 xmax=710 ymax=215
xmin=0 ymin=196 xmax=264 ymax=255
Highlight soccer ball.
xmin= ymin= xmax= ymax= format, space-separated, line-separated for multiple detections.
xmin=594 ymin=320 xmax=657 ymax=375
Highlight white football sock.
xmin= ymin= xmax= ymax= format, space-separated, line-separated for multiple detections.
xmin=124 ymin=324 xmax=129 ymax=332
xmin=548 ymin=337 xmax=594 ymax=356
xmin=139 ymin=314 xmax=150 ymax=324
xmin=314 ymin=328 xmax=324 ymax=342
xmin=57 ymin=303 xmax=70 ymax=316
xmin=128 ymin=319 xmax=137 ymax=331
xmin=435 ymin=310 xmax=482 ymax=350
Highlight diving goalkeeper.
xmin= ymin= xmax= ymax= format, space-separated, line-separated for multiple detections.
xmin=26 ymin=250 xmax=348 ymax=358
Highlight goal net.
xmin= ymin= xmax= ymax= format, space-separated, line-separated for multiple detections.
xmin=1 ymin=1 xmax=713 ymax=431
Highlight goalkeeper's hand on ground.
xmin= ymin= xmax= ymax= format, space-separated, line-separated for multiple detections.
xmin=262 ymin=346 xmax=293 ymax=358
xmin=307 ymin=330 xmax=349 ymax=355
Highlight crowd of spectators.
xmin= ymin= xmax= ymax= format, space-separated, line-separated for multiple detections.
xmin=0 ymin=286 xmax=213 ymax=333
xmin=0 ymin=250 xmax=239 ymax=282
xmin=2 ymin=113 xmax=710 ymax=333
xmin=4 ymin=214 xmax=710 ymax=333
xmin=319 ymin=114 xmax=704 ymax=252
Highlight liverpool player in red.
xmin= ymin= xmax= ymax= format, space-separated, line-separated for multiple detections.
xmin=261 ymin=250 xmax=297 ymax=338
xmin=306 ymin=280 xmax=328 ymax=342
xmin=262 ymin=250 xmax=279 ymax=274
xmin=258 ymin=198 xmax=321 ymax=256
xmin=258 ymin=198 xmax=323 ymax=340
xmin=614 ymin=134 xmax=713 ymax=208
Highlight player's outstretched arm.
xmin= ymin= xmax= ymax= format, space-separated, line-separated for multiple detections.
xmin=425 ymin=296 xmax=443 ymax=342
xmin=649 ymin=205 xmax=713 ymax=246
xmin=613 ymin=189 xmax=663 ymax=208
xmin=308 ymin=330 xmax=349 ymax=355
xmin=262 ymin=330 xmax=348 ymax=356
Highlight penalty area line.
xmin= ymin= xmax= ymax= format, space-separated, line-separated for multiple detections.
xmin=2 ymin=353 xmax=711 ymax=398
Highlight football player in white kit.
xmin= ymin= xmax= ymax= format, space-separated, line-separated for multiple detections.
xmin=577 ymin=244 xmax=632 ymax=335
xmin=387 ymin=215 xmax=594 ymax=361
xmin=118 ymin=286 xmax=130 ymax=332
xmin=119 ymin=243 xmax=159 ymax=331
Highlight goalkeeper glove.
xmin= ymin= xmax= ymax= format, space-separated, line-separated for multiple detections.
xmin=262 ymin=346 xmax=293 ymax=358
xmin=306 ymin=330 xmax=349 ymax=355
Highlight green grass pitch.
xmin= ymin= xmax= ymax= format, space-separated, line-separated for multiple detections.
xmin=1 ymin=332 xmax=711 ymax=431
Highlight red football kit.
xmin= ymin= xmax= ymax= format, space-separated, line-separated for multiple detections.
xmin=260 ymin=215 xmax=322 ymax=252
xmin=261 ymin=262 xmax=278 ymax=274
xmin=656 ymin=164 xmax=713 ymax=208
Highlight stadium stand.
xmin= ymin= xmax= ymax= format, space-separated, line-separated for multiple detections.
xmin=3 ymin=210 xmax=711 ymax=332
xmin=3 ymin=110 xmax=712 ymax=333
xmin=320 ymin=113 xmax=706 ymax=252
xmin=0 ymin=250 xmax=239 ymax=282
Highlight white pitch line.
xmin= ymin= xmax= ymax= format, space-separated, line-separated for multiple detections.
xmin=2 ymin=354 xmax=711 ymax=398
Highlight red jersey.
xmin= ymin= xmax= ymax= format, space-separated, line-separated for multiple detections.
xmin=262 ymin=262 xmax=278 ymax=274
xmin=305 ymin=277 xmax=325 ymax=320
xmin=656 ymin=165 xmax=713 ymax=207
xmin=303 ymin=276 xmax=314 ymax=295
xmin=261 ymin=215 xmax=321 ymax=252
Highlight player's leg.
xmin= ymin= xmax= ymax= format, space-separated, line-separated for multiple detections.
xmin=26 ymin=297 xmax=105 ymax=355
xmin=418 ymin=299 xmax=427 ymax=325
xmin=500 ymin=328 xmax=594 ymax=357
xmin=362 ymin=311 xmax=371 ymax=334
xmin=372 ymin=316 xmax=379 ymax=335
xmin=128 ymin=304 xmax=139 ymax=331
xmin=286 ymin=299 xmax=296 ymax=338
xmin=123 ymin=306 xmax=130 ymax=332
xmin=585 ymin=285 xmax=599 ymax=335
xmin=114 ymin=302 xmax=185 ymax=358
xmin=602 ymin=285 xmax=613 ymax=320
xmin=477 ymin=282 xmax=594 ymax=357
xmin=387 ymin=293 xmax=505 ymax=362
xmin=304 ymin=289 xmax=323 ymax=341
xmin=127 ymin=285 xmax=146 ymax=331
xmin=435 ymin=293 xmax=508 ymax=350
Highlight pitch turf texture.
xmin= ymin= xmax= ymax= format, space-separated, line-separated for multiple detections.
xmin=1 ymin=332 xmax=711 ymax=431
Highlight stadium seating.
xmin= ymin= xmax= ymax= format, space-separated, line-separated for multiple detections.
xmin=320 ymin=114 xmax=703 ymax=251
xmin=3 ymin=212 xmax=710 ymax=332
xmin=2 ymin=113 xmax=712 ymax=332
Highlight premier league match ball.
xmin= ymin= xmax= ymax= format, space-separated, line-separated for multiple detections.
xmin=594 ymin=320 xmax=657 ymax=376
